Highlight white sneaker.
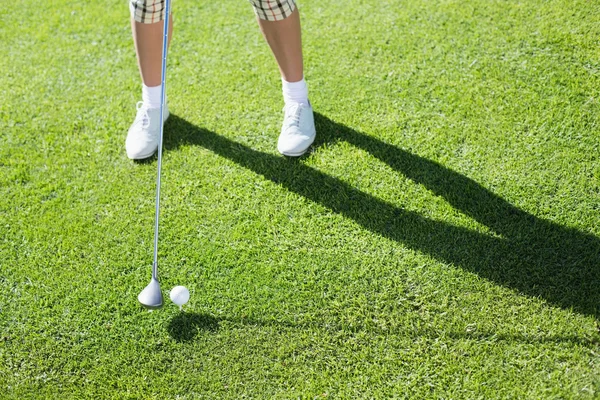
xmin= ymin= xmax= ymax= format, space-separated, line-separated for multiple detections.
xmin=125 ymin=101 xmax=170 ymax=160
xmin=277 ymin=102 xmax=316 ymax=157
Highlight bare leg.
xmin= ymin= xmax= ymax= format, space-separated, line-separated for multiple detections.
xmin=257 ymin=8 xmax=314 ymax=156
xmin=130 ymin=15 xmax=173 ymax=87
xmin=256 ymin=8 xmax=303 ymax=82
xmin=125 ymin=15 xmax=173 ymax=160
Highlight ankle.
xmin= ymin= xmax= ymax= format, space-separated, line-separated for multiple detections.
xmin=282 ymin=77 xmax=308 ymax=106
xmin=142 ymin=84 xmax=162 ymax=109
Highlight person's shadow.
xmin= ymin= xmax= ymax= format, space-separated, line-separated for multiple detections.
xmin=161 ymin=113 xmax=599 ymax=321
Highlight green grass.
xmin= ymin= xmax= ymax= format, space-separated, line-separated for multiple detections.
xmin=1 ymin=0 xmax=600 ymax=398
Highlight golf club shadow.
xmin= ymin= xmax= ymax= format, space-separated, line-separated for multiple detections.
xmin=159 ymin=113 xmax=599 ymax=319
xmin=169 ymin=312 xmax=597 ymax=346
xmin=168 ymin=312 xmax=220 ymax=342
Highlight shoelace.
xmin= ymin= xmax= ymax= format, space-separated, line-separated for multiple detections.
xmin=135 ymin=101 xmax=151 ymax=129
xmin=283 ymin=103 xmax=303 ymax=128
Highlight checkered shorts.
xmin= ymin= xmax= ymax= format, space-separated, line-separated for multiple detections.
xmin=130 ymin=0 xmax=297 ymax=24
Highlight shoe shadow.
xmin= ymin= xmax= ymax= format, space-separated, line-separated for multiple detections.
xmin=161 ymin=113 xmax=600 ymax=318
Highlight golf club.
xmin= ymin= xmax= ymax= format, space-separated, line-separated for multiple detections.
xmin=137 ymin=0 xmax=172 ymax=309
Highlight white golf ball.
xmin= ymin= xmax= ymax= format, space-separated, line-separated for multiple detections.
xmin=170 ymin=286 xmax=190 ymax=306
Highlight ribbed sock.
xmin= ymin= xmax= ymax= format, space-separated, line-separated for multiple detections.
xmin=142 ymin=83 xmax=163 ymax=109
xmin=282 ymin=77 xmax=309 ymax=105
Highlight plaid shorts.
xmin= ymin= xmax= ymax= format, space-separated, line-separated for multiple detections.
xmin=130 ymin=0 xmax=297 ymax=24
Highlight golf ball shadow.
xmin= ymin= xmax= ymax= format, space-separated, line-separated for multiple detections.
xmin=167 ymin=313 xmax=220 ymax=342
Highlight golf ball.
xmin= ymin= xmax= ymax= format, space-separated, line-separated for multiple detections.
xmin=170 ymin=286 xmax=190 ymax=306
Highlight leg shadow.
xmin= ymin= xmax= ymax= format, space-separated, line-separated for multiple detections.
xmin=160 ymin=114 xmax=600 ymax=318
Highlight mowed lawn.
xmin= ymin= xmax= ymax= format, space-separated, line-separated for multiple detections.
xmin=1 ymin=0 xmax=600 ymax=398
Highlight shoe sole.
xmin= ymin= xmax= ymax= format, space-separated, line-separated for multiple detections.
xmin=278 ymin=135 xmax=315 ymax=157
xmin=280 ymin=149 xmax=309 ymax=157
xmin=128 ymin=147 xmax=158 ymax=160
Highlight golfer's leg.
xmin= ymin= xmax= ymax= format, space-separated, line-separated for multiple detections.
xmin=256 ymin=7 xmax=303 ymax=83
xmin=131 ymin=16 xmax=173 ymax=87
xmin=126 ymin=0 xmax=173 ymax=160
xmin=252 ymin=1 xmax=315 ymax=156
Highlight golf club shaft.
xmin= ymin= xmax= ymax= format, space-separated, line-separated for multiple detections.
xmin=152 ymin=0 xmax=171 ymax=280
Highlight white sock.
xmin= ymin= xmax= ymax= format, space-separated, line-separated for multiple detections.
xmin=142 ymin=83 xmax=163 ymax=109
xmin=282 ymin=77 xmax=309 ymax=106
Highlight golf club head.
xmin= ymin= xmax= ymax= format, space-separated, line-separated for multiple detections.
xmin=138 ymin=277 xmax=163 ymax=309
